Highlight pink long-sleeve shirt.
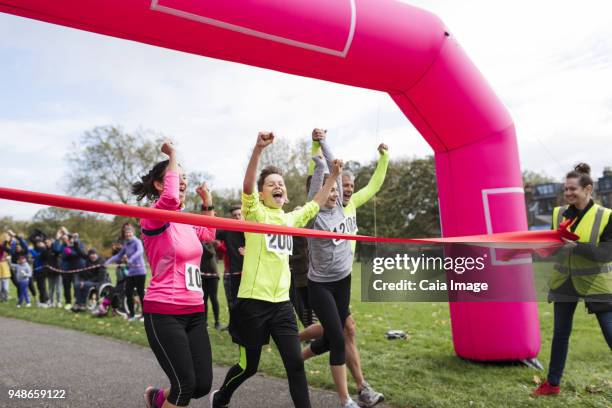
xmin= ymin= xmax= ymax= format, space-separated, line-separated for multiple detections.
xmin=141 ymin=170 xmax=216 ymax=315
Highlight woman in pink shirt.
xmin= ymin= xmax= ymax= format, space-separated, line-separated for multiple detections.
xmin=133 ymin=140 xmax=216 ymax=408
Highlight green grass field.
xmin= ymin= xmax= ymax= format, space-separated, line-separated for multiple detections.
xmin=1 ymin=264 xmax=610 ymax=408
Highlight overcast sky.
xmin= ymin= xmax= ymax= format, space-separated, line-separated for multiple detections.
xmin=1 ymin=0 xmax=612 ymax=219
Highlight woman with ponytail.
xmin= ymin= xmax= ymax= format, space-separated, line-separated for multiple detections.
xmin=533 ymin=163 xmax=612 ymax=396
xmin=136 ymin=140 xmax=216 ymax=408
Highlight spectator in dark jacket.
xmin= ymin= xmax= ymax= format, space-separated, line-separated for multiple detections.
xmin=29 ymin=238 xmax=49 ymax=306
xmin=40 ymin=237 xmax=62 ymax=307
xmin=53 ymin=229 xmax=87 ymax=308
xmin=73 ymin=248 xmax=107 ymax=312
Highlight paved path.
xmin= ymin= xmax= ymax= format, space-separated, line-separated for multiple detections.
xmin=0 ymin=317 xmax=345 ymax=407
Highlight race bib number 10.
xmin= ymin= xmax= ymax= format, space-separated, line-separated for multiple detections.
xmin=265 ymin=234 xmax=293 ymax=255
xmin=185 ymin=263 xmax=203 ymax=292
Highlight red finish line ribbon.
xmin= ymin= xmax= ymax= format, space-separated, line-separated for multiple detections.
xmin=0 ymin=187 xmax=574 ymax=246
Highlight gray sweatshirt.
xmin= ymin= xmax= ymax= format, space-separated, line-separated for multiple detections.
xmin=306 ymin=145 xmax=353 ymax=283
xmin=11 ymin=262 xmax=32 ymax=281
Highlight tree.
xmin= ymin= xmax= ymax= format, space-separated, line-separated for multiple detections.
xmin=30 ymin=207 xmax=118 ymax=254
xmin=522 ymin=170 xmax=556 ymax=187
xmin=65 ymin=126 xmax=164 ymax=204
xmin=354 ymin=156 xmax=440 ymax=240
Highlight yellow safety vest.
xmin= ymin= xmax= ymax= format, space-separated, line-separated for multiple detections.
xmin=550 ymin=204 xmax=612 ymax=300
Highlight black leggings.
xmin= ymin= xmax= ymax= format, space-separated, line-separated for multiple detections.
xmin=308 ymin=275 xmax=351 ymax=365
xmin=216 ymin=337 xmax=311 ymax=408
xmin=125 ymin=275 xmax=145 ymax=317
xmin=144 ymin=312 xmax=213 ymax=407
xmin=203 ymin=277 xmax=219 ymax=324
xmin=291 ymin=284 xmax=316 ymax=328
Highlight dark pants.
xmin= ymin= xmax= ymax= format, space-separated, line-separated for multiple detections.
xmin=216 ymin=337 xmax=310 ymax=408
xmin=203 ymin=277 xmax=219 ymax=325
xmin=308 ymin=275 xmax=352 ymax=366
xmin=290 ymin=283 xmax=315 ymax=328
xmin=125 ymin=275 xmax=146 ymax=318
xmin=28 ymin=278 xmax=36 ymax=298
xmin=144 ymin=312 xmax=212 ymax=407
xmin=223 ymin=274 xmax=241 ymax=312
xmin=547 ymin=302 xmax=612 ymax=385
xmin=221 ymin=299 xmax=310 ymax=407
xmin=62 ymin=273 xmax=73 ymax=304
xmin=75 ymin=281 xmax=97 ymax=305
xmin=34 ymin=272 xmax=48 ymax=304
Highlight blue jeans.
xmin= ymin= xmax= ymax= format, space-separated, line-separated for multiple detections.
xmin=17 ymin=279 xmax=30 ymax=305
xmin=547 ymin=302 xmax=612 ymax=385
xmin=75 ymin=281 xmax=96 ymax=305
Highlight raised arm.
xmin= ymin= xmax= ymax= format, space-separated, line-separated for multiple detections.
xmin=307 ymin=129 xmax=323 ymax=176
xmin=311 ymin=159 xmax=343 ymax=208
xmin=312 ymin=128 xmax=335 ymax=172
xmin=351 ymin=143 xmax=390 ymax=209
xmin=153 ymin=140 xmax=182 ymax=211
xmin=243 ymin=132 xmax=274 ymax=195
xmin=307 ymin=155 xmax=328 ymax=201
xmin=196 ymin=180 xmax=215 ymax=217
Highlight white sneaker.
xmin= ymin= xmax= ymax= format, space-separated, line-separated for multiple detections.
xmin=64 ymin=303 xmax=72 ymax=310
xmin=26 ymin=303 xmax=32 ymax=308
xmin=57 ymin=302 xmax=62 ymax=308
xmin=342 ymin=398 xmax=360 ymax=408
xmin=358 ymin=381 xmax=385 ymax=407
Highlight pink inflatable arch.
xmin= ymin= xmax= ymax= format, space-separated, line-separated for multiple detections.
xmin=0 ymin=0 xmax=540 ymax=361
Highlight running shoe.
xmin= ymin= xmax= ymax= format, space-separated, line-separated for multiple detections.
xmin=358 ymin=381 xmax=385 ymax=407
xmin=25 ymin=303 xmax=31 ymax=308
xmin=342 ymin=397 xmax=360 ymax=408
xmin=144 ymin=386 xmax=160 ymax=408
xmin=531 ymin=381 xmax=560 ymax=396
xmin=210 ymin=390 xmax=229 ymax=408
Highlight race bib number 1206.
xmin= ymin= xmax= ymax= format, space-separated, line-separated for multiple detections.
xmin=265 ymin=234 xmax=293 ymax=255
xmin=185 ymin=263 xmax=203 ymax=292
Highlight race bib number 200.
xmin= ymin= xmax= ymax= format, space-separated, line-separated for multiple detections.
xmin=265 ymin=234 xmax=293 ymax=255
xmin=185 ymin=263 xmax=203 ymax=292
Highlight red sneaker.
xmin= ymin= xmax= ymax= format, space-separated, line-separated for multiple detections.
xmin=531 ymin=381 xmax=560 ymax=396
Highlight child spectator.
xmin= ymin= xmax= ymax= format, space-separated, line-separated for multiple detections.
xmin=11 ymin=255 xmax=32 ymax=307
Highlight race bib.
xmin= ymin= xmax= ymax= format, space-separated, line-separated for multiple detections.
xmin=184 ymin=263 xmax=203 ymax=292
xmin=265 ymin=234 xmax=293 ymax=255
xmin=332 ymin=215 xmax=358 ymax=245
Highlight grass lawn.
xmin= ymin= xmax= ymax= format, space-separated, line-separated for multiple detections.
xmin=1 ymin=263 xmax=610 ymax=408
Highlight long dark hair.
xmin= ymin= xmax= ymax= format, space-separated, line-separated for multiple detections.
xmin=131 ymin=160 xmax=169 ymax=201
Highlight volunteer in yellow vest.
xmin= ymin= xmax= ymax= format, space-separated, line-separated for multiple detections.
xmin=533 ymin=163 xmax=612 ymax=397
xmin=211 ymin=131 xmax=342 ymax=408
xmin=300 ymin=128 xmax=388 ymax=407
